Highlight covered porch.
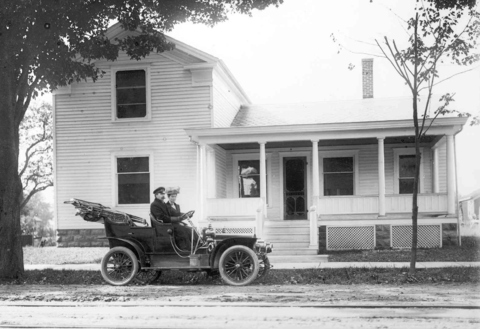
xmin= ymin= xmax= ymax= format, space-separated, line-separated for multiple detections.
xmin=185 ymin=117 xmax=466 ymax=252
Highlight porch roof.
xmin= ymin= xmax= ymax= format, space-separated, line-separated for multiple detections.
xmin=231 ymin=97 xmax=456 ymax=127
xmin=185 ymin=116 xmax=467 ymax=146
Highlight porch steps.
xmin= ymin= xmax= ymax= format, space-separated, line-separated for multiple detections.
xmin=263 ymin=220 xmax=316 ymax=256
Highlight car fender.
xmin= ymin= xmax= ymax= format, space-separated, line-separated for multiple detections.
xmin=210 ymin=237 xmax=257 ymax=268
xmin=104 ymin=237 xmax=147 ymax=267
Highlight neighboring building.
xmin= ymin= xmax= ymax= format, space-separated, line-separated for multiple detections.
xmin=460 ymin=189 xmax=480 ymax=227
xmin=54 ymin=24 xmax=466 ymax=253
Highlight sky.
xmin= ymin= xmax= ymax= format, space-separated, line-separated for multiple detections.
xmin=36 ymin=0 xmax=479 ymax=199
xmin=167 ymin=0 xmax=480 ymax=196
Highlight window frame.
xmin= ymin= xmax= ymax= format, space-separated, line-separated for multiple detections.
xmin=232 ymin=153 xmax=272 ymax=206
xmin=319 ymin=150 xmax=359 ymax=196
xmin=111 ymin=151 xmax=154 ymax=207
xmin=393 ymin=148 xmax=424 ymax=194
xmin=111 ymin=66 xmax=151 ymax=122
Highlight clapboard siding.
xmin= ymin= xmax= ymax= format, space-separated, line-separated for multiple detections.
xmin=214 ymin=146 xmax=227 ymax=198
xmin=358 ymin=146 xmax=378 ymax=195
xmin=438 ymin=143 xmax=447 ymax=193
xmin=55 ymin=51 xmax=211 ymax=229
xmin=212 ymin=71 xmax=242 ymax=127
xmin=221 ymin=144 xmax=437 ymax=221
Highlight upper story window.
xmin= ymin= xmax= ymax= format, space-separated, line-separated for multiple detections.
xmin=116 ymin=156 xmax=150 ymax=204
xmin=323 ymin=157 xmax=354 ymax=196
xmin=112 ymin=67 xmax=151 ymax=121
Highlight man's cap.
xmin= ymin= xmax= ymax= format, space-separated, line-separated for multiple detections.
xmin=166 ymin=186 xmax=180 ymax=195
xmin=153 ymin=187 xmax=165 ymax=195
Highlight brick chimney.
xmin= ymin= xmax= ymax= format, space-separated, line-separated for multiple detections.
xmin=362 ymin=58 xmax=373 ymax=99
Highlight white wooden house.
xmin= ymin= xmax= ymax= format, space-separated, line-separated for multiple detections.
xmin=54 ymin=24 xmax=466 ymax=253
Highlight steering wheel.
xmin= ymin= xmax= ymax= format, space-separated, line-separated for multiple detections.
xmin=184 ymin=210 xmax=195 ymax=218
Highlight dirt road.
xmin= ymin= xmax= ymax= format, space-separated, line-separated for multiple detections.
xmin=0 ymin=284 xmax=479 ymax=328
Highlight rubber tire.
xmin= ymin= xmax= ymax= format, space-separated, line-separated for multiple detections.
xmin=101 ymin=247 xmax=139 ymax=286
xmin=219 ymin=245 xmax=259 ymax=286
xmin=134 ymin=270 xmax=162 ymax=285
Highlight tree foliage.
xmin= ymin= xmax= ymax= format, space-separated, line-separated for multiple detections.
xmin=19 ymin=103 xmax=53 ymax=210
xmin=0 ymin=0 xmax=283 ymax=279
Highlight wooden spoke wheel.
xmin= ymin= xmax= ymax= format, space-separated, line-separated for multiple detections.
xmin=134 ymin=269 xmax=162 ymax=285
xmin=257 ymin=256 xmax=271 ymax=280
xmin=100 ymin=247 xmax=139 ymax=286
xmin=219 ymin=245 xmax=259 ymax=286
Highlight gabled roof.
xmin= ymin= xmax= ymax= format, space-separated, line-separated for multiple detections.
xmin=105 ymin=22 xmax=250 ymax=104
xmin=231 ymin=96 xmax=458 ymax=127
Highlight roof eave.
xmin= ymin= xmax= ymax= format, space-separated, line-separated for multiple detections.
xmin=185 ymin=116 xmax=468 ymax=143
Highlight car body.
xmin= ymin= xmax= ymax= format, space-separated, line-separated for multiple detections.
xmin=65 ymin=198 xmax=272 ymax=286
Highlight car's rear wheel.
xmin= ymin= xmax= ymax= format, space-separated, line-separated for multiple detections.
xmin=134 ymin=269 xmax=162 ymax=285
xmin=219 ymin=245 xmax=259 ymax=286
xmin=101 ymin=247 xmax=139 ymax=286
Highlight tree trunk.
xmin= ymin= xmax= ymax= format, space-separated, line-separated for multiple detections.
xmin=0 ymin=48 xmax=24 ymax=279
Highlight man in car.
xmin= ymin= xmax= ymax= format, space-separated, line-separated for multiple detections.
xmin=150 ymin=186 xmax=196 ymax=250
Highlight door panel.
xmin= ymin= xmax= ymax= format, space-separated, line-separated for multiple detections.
xmin=283 ymin=157 xmax=307 ymax=220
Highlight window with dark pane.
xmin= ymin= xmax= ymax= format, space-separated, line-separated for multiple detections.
xmin=323 ymin=157 xmax=354 ymax=196
xmin=238 ymin=160 xmax=266 ymax=198
xmin=399 ymin=154 xmax=416 ymax=194
xmin=116 ymin=70 xmax=146 ymax=119
xmin=117 ymin=157 xmax=149 ymax=204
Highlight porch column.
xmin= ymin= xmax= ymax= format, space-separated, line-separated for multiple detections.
xmin=310 ymin=140 xmax=319 ymax=247
xmin=446 ymin=134 xmax=456 ymax=215
xmin=377 ymin=137 xmax=386 ymax=217
xmin=311 ymin=140 xmax=320 ymax=201
xmin=432 ymin=145 xmax=440 ymax=193
xmin=259 ymin=142 xmax=267 ymax=216
xmin=198 ymin=143 xmax=207 ymax=223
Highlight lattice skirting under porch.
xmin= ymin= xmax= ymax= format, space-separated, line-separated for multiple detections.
xmin=319 ymin=223 xmax=452 ymax=251
xmin=391 ymin=225 xmax=441 ymax=248
xmin=214 ymin=227 xmax=255 ymax=235
xmin=326 ymin=226 xmax=375 ymax=250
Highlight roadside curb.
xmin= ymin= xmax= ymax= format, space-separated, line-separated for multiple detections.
xmin=1 ymin=301 xmax=479 ymax=309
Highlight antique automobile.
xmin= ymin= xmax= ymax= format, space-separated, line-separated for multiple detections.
xmin=64 ymin=198 xmax=273 ymax=286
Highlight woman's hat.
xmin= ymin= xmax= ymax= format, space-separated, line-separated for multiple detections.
xmin=166 ymin=187 xmax=180 ymax=195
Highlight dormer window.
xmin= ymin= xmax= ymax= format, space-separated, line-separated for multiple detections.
xmin=111 ymin=67 xmax=151 ymax=121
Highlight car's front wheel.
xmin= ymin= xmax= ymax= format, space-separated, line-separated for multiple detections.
xmin=101 ymin=247 xmax=139 ymax=286
xmin=219 ymin=245 xmax=259 ymax=286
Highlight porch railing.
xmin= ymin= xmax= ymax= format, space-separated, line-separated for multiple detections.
xmin=206 ymin=198 xmax=261 ymax=218
xmin=317 ymin=193 xmax=448 ymax=215
xmin=205 ymin=198 xmax=264 ymax=237
xmin=318 ymin=195 xmax=379 ymax=214
xmin=385 ymin=193 xmax=447 ymax=213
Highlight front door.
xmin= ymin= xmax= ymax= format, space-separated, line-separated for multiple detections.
xmin=283 ymin=157 xmax=307 ymax=220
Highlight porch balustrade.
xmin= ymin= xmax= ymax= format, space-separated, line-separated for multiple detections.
xmin=205 ymin=198 xmax=264 ymax=237
xmin=317 ymin=193 xmax=448 ymax=215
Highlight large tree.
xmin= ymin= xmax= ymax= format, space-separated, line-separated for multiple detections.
xmin=0 ymin=0 xmax=283 ymax=279
xmin=373 ymin=0 xmax=479 ymax=274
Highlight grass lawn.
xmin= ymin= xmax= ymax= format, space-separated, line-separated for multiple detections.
xmin=1 ymin=267 xmax=479 ymax=286
xmin=328 ymin=236 xmax=480 ymax=262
